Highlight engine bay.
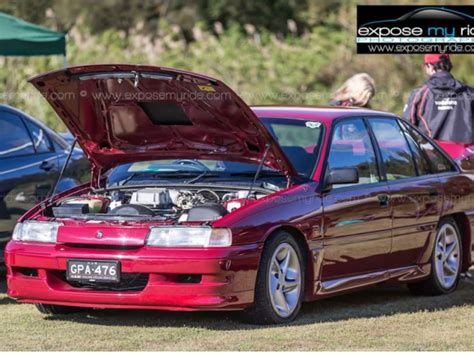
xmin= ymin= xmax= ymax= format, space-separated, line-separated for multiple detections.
xmin=48 ymin=186 xmax=272 ymax=223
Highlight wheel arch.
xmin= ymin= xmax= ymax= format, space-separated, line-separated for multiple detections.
xmin=262 ymin=225 xmax=315 ymax=299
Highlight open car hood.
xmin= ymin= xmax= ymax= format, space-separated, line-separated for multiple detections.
xmin=30 ymin=64 xmax=297 ymax=181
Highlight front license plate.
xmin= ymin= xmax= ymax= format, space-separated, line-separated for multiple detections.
xmin=67 ymin=259 xmax=120 ymax=283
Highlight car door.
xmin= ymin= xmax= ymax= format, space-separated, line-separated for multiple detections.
xmin=367 ymin=117 xmax=444 ymax=269
xmin=321 ymin=117 xmax=392 ymax=281
xmin=0 ymin=111 xmax=59 ymax=247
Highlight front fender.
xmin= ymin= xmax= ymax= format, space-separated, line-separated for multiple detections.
xmin=213 ymin=182 xmax=322 ymax=245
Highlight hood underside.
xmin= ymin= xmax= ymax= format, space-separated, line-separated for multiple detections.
xmin=30 ymin=64 xmax=297 ymax=178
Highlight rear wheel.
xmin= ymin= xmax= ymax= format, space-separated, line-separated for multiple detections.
xmin=35 ymin=304 xmax=84 ymax=315
xmin=242 ymin=231 xmax=305 ymax=324
xmin=408 ymin=218 xmax=462 ymax=295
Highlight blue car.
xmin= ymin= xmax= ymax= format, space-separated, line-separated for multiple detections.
xmin=0 ymin=105 xmax=89 ymax=260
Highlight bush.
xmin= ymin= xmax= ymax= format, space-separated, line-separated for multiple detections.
xmin=0 ymin=15 xmax=473 ymax=132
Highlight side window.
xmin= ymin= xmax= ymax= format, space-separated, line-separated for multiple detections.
xmin=0 ymin=112 xmax=35 ymax=158
xmin=399 ymin=121 xmax=431 ymax=175
xmin=327 ymin=118 xmax=379 ymax=186
xmin=404 ymin=123 xmax=456 ymax=173
xmin=369 ymin=118 xmax=417 ymax=180
xmin=24 ymin=119 xmax=53 ymax=153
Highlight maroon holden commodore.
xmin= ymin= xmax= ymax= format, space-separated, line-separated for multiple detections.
xmin=5 ymin=65 xmax=474 ymax=324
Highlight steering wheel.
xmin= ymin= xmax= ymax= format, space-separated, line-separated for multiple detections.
xmin=172 ymin=159 xmax=211 ymax=171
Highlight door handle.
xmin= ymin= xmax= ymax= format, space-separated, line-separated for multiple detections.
xmin=39 ymin=160 xmax=54 ymax=171
xmin=377 ymin=194 xmax=390 ymax=207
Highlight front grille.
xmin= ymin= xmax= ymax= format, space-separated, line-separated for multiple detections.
xmin=63 ymin=243 xmax=141 ymax=250
xmin=63 ymin=272 xmax=149 ymax=292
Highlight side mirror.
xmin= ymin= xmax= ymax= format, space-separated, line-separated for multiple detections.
xmin=324 ymin=167 xmax=359 ymax=190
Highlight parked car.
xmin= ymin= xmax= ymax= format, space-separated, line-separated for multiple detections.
xmin=58 ymin=132 xmax=75 ymax=146
xmin=5 ymin=65 xmax=474 ymax=324
xmin=0 ymin=104 xmax=89 ymax=261
xmin=436 ymin=141 xmax=474 ymax=172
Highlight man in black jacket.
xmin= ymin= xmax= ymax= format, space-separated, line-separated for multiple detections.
xmin=403 ymin=54 xmax=473 ymax=143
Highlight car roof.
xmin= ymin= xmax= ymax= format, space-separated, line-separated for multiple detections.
xmin=251 ymin=105 xmax=398 ymax=123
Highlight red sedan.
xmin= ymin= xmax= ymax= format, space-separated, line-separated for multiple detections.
xmin=5 ymin=65 xmax=474 ymax=324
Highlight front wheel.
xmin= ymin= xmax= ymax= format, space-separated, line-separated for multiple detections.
xmin=408 ymin=217 xmax=462 ymax=295
xmin=243 ymin=231 xmax=305 ymax=324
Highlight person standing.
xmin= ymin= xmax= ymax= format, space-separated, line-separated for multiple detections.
xmin=403 ymin=54 xmax=474 ymax=143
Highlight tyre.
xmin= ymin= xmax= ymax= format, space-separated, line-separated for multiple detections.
xmin=242 ymin=231 xmax=305 ymax=324
xmin=35 ymin=303 xmax=83 ymax=315
xmin=408 ymin=217 xmax=462 ymax=296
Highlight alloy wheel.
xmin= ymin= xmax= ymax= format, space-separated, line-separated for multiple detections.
xmin=268 ymin=242 xmax=302 ymax=318
xmin=434 ymin=223 xmax=461 ymax=289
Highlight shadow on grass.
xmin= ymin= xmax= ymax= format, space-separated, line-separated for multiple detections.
xmin=0 ymin=296 xmax=16 ymax=305
xmin=0 ymin=279 xmax=6 ymax=293
xmin=37 ymin=278 xmax=474 ymax=330
xmin=0 ymin=277 xmax=16 ymax=305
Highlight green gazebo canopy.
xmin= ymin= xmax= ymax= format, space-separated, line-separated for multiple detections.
xmin=0 ymin=12 xmax=66 ymax=56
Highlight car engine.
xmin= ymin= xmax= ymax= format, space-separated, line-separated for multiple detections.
xmin=50 ymin=187 xmax=269 ymax=222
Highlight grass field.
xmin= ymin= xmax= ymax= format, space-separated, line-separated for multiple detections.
xmin=0 ymin=268 xmax=473 ymax=351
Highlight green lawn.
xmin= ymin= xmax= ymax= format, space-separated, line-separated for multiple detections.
xmin=0 ymin=269 xmax=473 ymax=351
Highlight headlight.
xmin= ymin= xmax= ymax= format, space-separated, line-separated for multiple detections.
xmin=12 ymin=221 xmax=62 ymax=243
xmin=147 ymin=226 xmax=232 ymax=247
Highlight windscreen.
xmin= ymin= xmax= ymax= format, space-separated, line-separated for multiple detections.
xmin=107 ymin=117 xmax=323 ymax=187
xmin=261 ymin=117 xmax=323 ymax=177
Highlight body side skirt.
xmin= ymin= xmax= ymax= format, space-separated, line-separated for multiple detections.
xmin=310 ymin=264 xmax=430 ymax=300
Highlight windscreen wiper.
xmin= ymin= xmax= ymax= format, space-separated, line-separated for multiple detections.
xmin=120 ymin=172 xmax=138 ymax=186
xmin=116 ymin=171 xmax=220 ymax=187
xmin=185 ymin=170 xmax=221 ymax=184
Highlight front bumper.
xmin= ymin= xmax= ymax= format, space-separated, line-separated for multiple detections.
xmin=5 ymin=241 xmax=261 ymax=311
